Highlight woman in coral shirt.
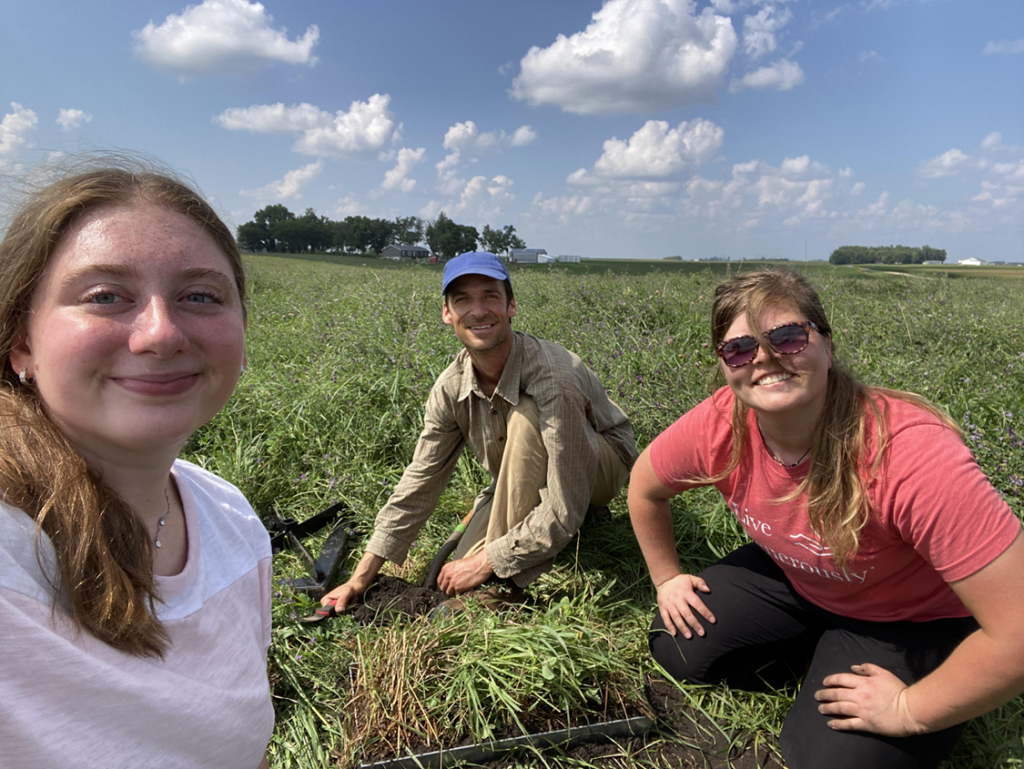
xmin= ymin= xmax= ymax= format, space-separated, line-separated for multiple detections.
xmin=629 ymin=269 xmax=1023 ymax=769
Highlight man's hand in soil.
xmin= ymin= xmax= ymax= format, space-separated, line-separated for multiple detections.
xmin=321 ymin=552 xmax=385 ymax=610
xmin=438 ymin=550 xmax=494 ymax=595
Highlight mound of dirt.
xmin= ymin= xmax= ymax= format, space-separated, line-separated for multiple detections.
xmin=345 ymin=575 xmax=446 ymax=624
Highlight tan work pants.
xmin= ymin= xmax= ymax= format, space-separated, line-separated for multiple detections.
xmin=453 ymin=395 xmax=630 ymax=586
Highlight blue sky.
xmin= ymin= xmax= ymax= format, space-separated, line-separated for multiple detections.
xmin=2 ymin=0 xmax=1022 ymax=262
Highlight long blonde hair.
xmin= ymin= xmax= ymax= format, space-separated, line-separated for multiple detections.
xmin=0 ymin=162 xmax=246 ymax=657
xmin=706 ymin=269 xmax=958 ymax=567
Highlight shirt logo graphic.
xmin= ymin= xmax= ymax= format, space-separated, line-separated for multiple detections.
xmin=789 ymin=533 xmax=832 ymax=557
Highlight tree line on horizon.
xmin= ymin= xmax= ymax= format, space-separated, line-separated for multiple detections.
xmin=828 ymin=245 xmax=947 ymax=265
xmin=235 ymin=204 xmax=525 ymax=260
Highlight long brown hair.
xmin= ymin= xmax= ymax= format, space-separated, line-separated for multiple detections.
xmin=706 ymin=269 xmax=958 ymax=567
xmin=0 ymin=162 xmax=246 ymax=657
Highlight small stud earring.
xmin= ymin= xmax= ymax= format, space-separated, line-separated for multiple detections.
xmin=240 ymin=364 xmax=247 ymax=375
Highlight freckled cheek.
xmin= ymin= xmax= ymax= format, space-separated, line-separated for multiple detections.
xmin=202 ymin=325 xmax=246 ymax=364
xmin=30 ymin=320 xmax=123 ymax=376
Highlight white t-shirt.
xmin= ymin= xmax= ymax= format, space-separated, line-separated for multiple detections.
xmin=0 ymin=460 xmax=274 ymax=769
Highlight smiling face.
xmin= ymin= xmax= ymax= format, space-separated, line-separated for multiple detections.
xmin=441 ymin=273 xmax=517 ymax=357
xmin=8 ymin=201 xmax=246 ymax=463
xmin=720 ymin=302 xmax=832 ymax=423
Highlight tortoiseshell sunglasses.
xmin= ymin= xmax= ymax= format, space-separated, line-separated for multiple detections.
xmin=715 ymin=321 xmax=821 ymax=368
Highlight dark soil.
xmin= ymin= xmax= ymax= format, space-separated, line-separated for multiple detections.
xmin=637 ymin=678 xmax=784 ymax=769
xmin=344 ymin=575 xmax=447 ymax=625
xmin=347 ymin=577 xmax=784 ymax=768
xmin=474 ymin=680 xmax=782 ymax=768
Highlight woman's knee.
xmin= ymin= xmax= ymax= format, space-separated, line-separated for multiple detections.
xmin=648 ymin=612 xmax=723 ymax=685
xmin=780 ymin=713 xmax=964 ymax=769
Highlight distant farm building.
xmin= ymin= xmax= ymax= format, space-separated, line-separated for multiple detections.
xmin=957 ymin=257 xmax=987 ymax=266
xmin=556 ymin=254 xmax=582 ymax=263
xmin=382 ymin=245 xmax=430 ymax=261
xmin=509 ymin=248 xmax=547 ymax=264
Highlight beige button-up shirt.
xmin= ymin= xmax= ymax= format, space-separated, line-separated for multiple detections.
xmin=366 ymin=331 xmax=638 ymax=579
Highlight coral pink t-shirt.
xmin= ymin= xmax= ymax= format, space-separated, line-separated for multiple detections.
xmin=650 ymin=388 xmax=1021 ymax=622
xmin=0 ymin=461 xmax=274 ymax=769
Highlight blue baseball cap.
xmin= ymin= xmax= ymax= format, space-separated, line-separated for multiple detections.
xmin=442 ymin=251 xmax=511 ymax=295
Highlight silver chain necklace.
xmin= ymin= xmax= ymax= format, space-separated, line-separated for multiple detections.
xmin=154 ymin=487 xmax=171 ymax=549
xmin=757 ymin=423 xmax=811 ymax=468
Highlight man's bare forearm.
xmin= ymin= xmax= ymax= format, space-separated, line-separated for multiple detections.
xmin=321 ymin=551 xmax=385 ymax=609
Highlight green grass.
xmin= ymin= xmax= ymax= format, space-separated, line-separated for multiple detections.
xmin=184 ymin=256 xmax=1024 ymax=768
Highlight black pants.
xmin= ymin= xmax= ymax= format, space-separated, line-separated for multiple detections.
xmin=649 ymin=544 xmax=978 ymax=769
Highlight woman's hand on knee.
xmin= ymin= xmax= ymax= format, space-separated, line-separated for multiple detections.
xmin=656 ymin=574 xmax=715 ymax=639
xmin=814 ymin=663 xmax=928 ymax=737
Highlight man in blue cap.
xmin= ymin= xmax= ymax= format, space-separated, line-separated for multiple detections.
xmin=323 ymin=252 xmax=637 ymax=610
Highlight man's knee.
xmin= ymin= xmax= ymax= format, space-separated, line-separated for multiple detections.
xmin=504 ymin=396 xmax=547 ymax=472
xmin=507 ymin=395 xmax=541 ymax=436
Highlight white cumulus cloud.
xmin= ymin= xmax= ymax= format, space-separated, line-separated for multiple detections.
xmin=443 ymin=121 xmax=484 ymax=152
xmin=510 ymin=0 xmax=737 ymax=114
xmin=742 ymin=5 xmax=792 ymax=60
xmin=578 ymin=118 xmax=724 ymax=179
xmin=435 ymin=152 xmax=465 ymax=196
xmin=693 ymin=154 xmax=844 ymax=225
xmin=979 ymin=131 xmax=1020 ymax=153
xmin=0 ymin=103 xmax=38 ymax=159
xmin=133 ymin=0 xmax=319 ymax=75
xmin=510 ymin=125 xmax=537 ymax=147
xmin=729 ymin=58 xmax=804 ymax=92
xmin=216 ymin=95 xmax=400 ymax=158
xmin=530 ymin=192 xmax=595 ymax=222
xmin=380 ymin=147 xmax=426 ymax=193
xmin=442 ymin=120 xmax=536 ymax=152
xmin=983 ymin=39 xmax=1024 ymax=55
xmin=240 ymin=160 xmax=323 ymax=202
xmin=779 ymin=155 xmax=830 ymax=179
xmin=862 ymin=192 xmax=889 ymax=216
xmin=216 ymin=102 xmax=326 ymax=132
xmin=435 ymin=121 xmax=535 ymax=195
xmin=418 ymin=200 xmax=443 ymax=221
xmin=917 ymin=148 xmax=970 ymax=178
xmin=454 ymin=174 xmax=515 ymax=218
xmin=333 ymin=194 xmax=362 ymax=218
xmin=57 ymin=108 xmax=92 ymax=131
xmin=981 ymin=132 xmax=1005 ymax=152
